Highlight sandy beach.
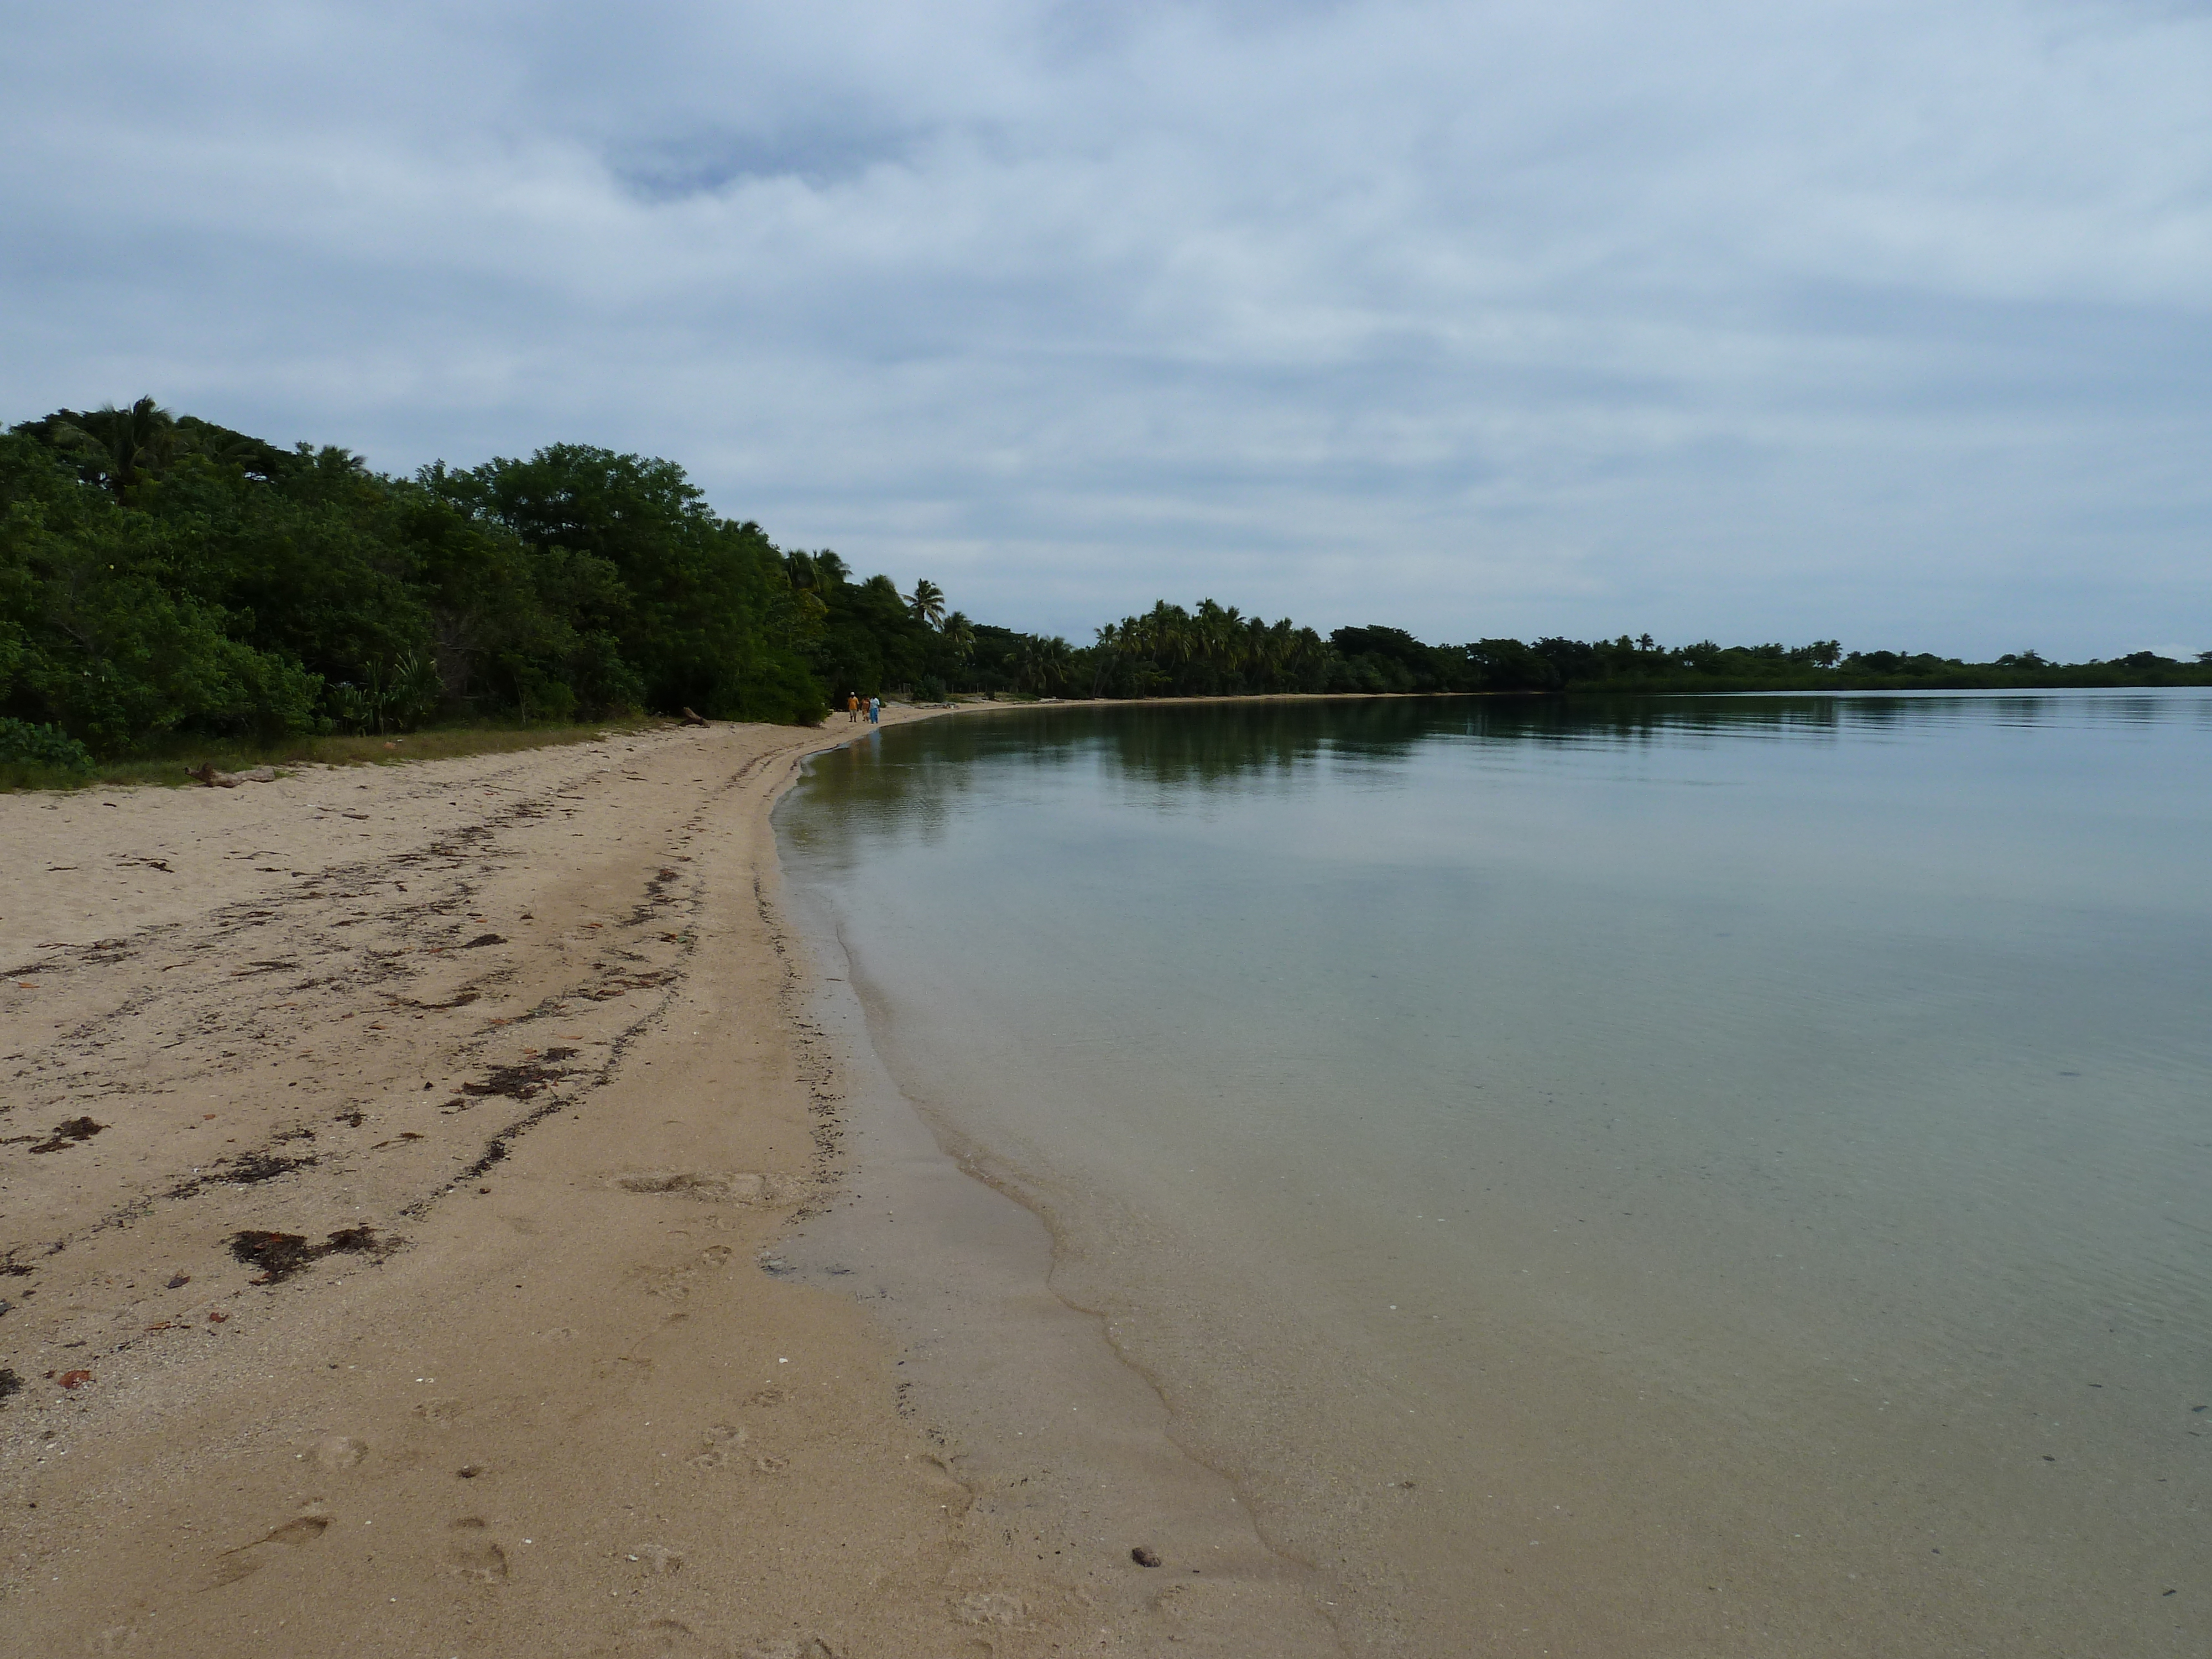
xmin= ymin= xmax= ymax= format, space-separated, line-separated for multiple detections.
xmin=0 ymin=712 xmax=1339 ymax=1658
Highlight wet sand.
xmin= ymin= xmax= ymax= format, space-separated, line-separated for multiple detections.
xmin=0 ymin=712 xmax=1337 ymax=1657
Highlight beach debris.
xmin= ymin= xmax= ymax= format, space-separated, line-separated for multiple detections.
xmin=25 ymin=1116 xmax=105 ymax=1154
xmin=0 ymin=1367 xmax=21 ymax=1402
xmin=166 ymin=1272 xmax=190 ymax=1288
xmin=230 ymin=1231 xmax=314 ymax=1279
xmin=615 ymin=1170 xmax=799 ymax=1206
xmin=227 ymin=1148 xmax=318 ymax=1183
xmin=457 ymin=1463 xmax=485 ymax=1479
xmin=55 ymin=1369 xmax=94 ymax=1390
xmin=461 ymin=1050 xmax=576 ymax=1100
xmin=1130 ymin=1546 xmax=1163 ymax=1568
xmin=680 ymin=706 xmax=709 ymax=726
xmin=184 ymin=764 xmax=277 ymax=787
xmin=394 ymin=989 xmax=479 ymax=1011
xmin=227 ymin=1224 xmax=393 ymax=1283
xmin=461 ymin=932 xmax=506 ymax=948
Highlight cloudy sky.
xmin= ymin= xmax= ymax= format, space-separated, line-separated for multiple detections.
xmin=4 ymin=1 xmax=2208 ymax=656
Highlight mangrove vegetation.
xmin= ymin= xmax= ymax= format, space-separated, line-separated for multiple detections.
xmin=4 ymin=399 xmax=2204 ymax=773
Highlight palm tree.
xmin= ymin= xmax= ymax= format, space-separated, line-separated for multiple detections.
xmin=1193 ymin=599 xmax=1245 ymax=678
xmin=1142 ymin=601 xmax=1193 ymax=671
xmin=1015 ymin=634 xmax=1073 ymax=695
xmin=941 ymin=610 xmax=975 ymax=661
xmin=813 ymin=550 xmax=851 ymax=587
xmin=1090 ymin=621 xmax=1122 ymax=697
xmin=907 ymin=578 xmax=946 ymax=629
xmin=45 ymin=397 xmax=177 ymax=495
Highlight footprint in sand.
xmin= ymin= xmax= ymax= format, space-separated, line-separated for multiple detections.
xmin=740 ymin=1640 xmax=840 ymax=1659
xmin=639 ymin=1244 xmax=738 ymax=1302
xmin=314 ymin=1434 xmax=368 ymax=1469
xmin=625 ymin=1543 xmax=685 ymax=1575
xmin=443 ymin=1516 xmax=510 ymax=1583
xmin=683 ymin=1421 xmax=790 ymax=1474
xmin=953 ymin=1590 xmax=1034 ymax=1629
xmin=207 ymin=1511 xmax=331 ymax=1587
xmin=685 ymin=1423 xmax=747 ymax=1469
xmin=601 ymin=1618 xmax=719 ymax=1658
xmin=414 ymin=1397 xmax=465 ymax=1426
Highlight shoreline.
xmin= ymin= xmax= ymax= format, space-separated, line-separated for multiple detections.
xmin=1 ymin=705 xmax=1313 ymax=1655
xmin=770 ymin=822 xmax=1342 ymax=1652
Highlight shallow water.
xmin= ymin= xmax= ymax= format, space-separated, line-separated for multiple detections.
xmin=777 ymin=693 xmax=2212 ymax=1655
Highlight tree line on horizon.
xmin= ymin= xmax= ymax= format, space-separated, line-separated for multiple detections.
xmin=4 ymin=399 xmax=2205 ymax=768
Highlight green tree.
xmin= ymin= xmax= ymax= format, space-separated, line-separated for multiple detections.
xmin=17 ymin=398 xmax=179 ymax=497
xmin=427 ymin=444 xmax=821 ymax=722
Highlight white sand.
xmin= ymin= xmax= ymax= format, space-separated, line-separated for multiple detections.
xmin=0 ymin=713 xmax=1338 ymax=1657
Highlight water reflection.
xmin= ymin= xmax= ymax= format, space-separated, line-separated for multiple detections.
xmin=778 ymin=685 xmax=2212 ymax=1656
xmin=801 ymin=689 xmax=2212 ymax=818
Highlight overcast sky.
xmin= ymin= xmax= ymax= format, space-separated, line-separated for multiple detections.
xmin=4 ymin=2 xmax=2207 ymax=656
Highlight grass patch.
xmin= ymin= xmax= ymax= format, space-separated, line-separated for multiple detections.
xmin=1 ymin=716 xmax=677 ymax=794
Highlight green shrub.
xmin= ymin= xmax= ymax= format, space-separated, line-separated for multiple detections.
xmin=0 ymin=717 xmax=92 ymax=771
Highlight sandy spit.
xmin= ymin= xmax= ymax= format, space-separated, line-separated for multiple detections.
xmin=1 ymin=711 xmax=1334 ymax=1657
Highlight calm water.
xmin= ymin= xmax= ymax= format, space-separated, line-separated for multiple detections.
xmin=777 ymin=694 xmax=2212 ymax=1656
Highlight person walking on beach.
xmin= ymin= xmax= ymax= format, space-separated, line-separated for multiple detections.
xmin=868 ymin=696 xmax=881 ymax=724
xmin=847 ymin=692 xmax=859 ymax=723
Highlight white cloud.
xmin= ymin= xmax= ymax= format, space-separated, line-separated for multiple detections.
xmin=3 ymin=0 xmax=2208 ymax=655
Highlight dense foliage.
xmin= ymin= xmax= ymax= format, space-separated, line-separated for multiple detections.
xmin=2 ymin=400 xmax=825 ymax=754
xmin=999 ymin=611 xmax=2210 ymax=700
xmin=4 ymin=400 xmax=2203 ymax=759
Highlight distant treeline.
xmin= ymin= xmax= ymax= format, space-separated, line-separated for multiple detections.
xmin=1285 ymin=626 xmax=2212 ymax=697
xmin=3 ymin=400 xmax=2204 ymax=763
